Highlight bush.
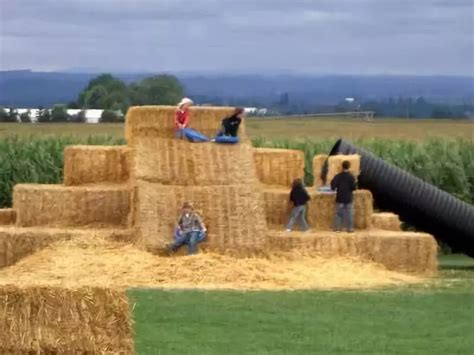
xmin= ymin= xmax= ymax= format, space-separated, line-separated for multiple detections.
xmin=100 ymin=110 xmax=121 ymax=123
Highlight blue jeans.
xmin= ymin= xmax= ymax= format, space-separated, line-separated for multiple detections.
xmin=286 ymin=205 xmax=309 ymax=231
xmin=169 ymin=231 xmax=199 ymax=255
xmin=333 ymin=203 xmax=354 ymax=231
xmin=175 ymin=129 xmax=184 ymax=139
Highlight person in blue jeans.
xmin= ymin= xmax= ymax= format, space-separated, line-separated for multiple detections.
xmin=331 ymin=160 xmax=357 ymax=232
xmin=285 ymin=178 xmax=311 ymax=232
xmin=168 ymin=202 xmax=206 ymax=255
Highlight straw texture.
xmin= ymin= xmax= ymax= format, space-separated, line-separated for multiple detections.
xmin=0 ymin=286 xmax=133 ymax=354
xmin=254 ymin=148 xmax=305 ymax=186
xmin=126 ymin=106 xmax=237 ymax=145
xmin=0 ymin=209 xmax=16 ymax=225
xmin=372 ymin=212 xmax=402 ymax=231
xmin=13 ymin=184 xmax=131 ymax=228
xmin=268 ymin=230 xmax=437 ymax=273
xmin=64 ymin=145 xmax=131 ymax=186
xmin=313 ymin=154 xmax=328 ymax=188
xmin=264 ymin=188 xmax=373 ymax=230
xmin=327 ymin=154 xmax=361 ymax=184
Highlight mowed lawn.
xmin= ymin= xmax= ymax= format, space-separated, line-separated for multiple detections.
xmin=0 ymin=117 xmax=472 ymax=140
xmin=129 ymin=256 xmax=474 ymax=355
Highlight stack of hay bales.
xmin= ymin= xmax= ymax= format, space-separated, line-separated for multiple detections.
xmin=0 ymin=209 xmax=16 ymax=225
xmin=326 ymin=154 xmax=361 ymax=185
xmin=128 ymin=106 xmax=268 ymax=253
xmin=0 ymin=286 xmax=133 ymax=353
xmin=254 ymin=148 xmax=305 ymax=187
xmin=372 ymin=212 xmax=402 ymax=231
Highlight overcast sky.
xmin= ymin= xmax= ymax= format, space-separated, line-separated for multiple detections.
xmin=0 ymin=0 xmax=473 ymax=75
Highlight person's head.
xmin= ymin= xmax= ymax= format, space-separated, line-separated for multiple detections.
xmin=177 ymin=98 xmax=193 ymax=111
xmin=233 ymin=107 xmax=245 ymax=119
xmin=182 ymin=201 xmax=194 ymax=214
xmin=342 ymin=160 xmax=351 ymax=171
xmin=292 ymin=178 xmax=303 ymax=189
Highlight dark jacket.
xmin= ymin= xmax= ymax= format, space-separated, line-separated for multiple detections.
xmin=222 ymin=115 xmax=242 ymax=137
xmin=289 ymin=185 xmax=311 ymax=207
xmin=331 ymin=171 xmax=357 ymax=204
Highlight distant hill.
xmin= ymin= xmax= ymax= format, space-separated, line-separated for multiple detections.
xmin=0 ymin=70 xmax=473 ymax=107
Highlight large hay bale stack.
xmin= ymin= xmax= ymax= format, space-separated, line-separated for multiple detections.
xmin=64 ymin=145 xmax=131 ymax=186
xmin=134 ymin=137 xmax=258 ymax=185
xmin=313 ymin=154 xmax=328 ymax=188
xmin=0 ymin=209 xmax=16 ymax=225
xmin=0 ymin=286 xmax=133 ymax=353
xmin=327 ymin=154 xmax=360 ymax=184
xmin=126 ymin=106 xmax=237 ymax=145
xmin=263 ymin=188 xmax=373 ymax=230
xmin=133 ymin=181 xmax=268 ymax=253
xmin=268 ymin=230 xmax=437 ymax=273
xmin=13 ymin=184 xmax=131 ymax=228
xmin=372 ymin=212 xmax=402 ymax=231
xmin=254 ymin=148 xmax=305 ymax=187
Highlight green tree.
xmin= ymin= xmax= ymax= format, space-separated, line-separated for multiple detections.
xmin=70 ymin=110 xmax=87 ymax=123
xmin=0 ymin=108 xmax=11 ymax=122
xmin=78 ymin=74 xmax=128 ymax=109
xmin=51 ymin=105 xmax=70 ymax=122
xmin=84 ymin=85 xmax=108 ymax=109
xmin=20 ymin=110 xmax=32 ymax=123
xmin=130 ymin=75 xmax=184 ymax=106
xmin=37 ymin=108 xmax=51 ymax=123
xmin=100 ymin=110 xmax=119 ymax=123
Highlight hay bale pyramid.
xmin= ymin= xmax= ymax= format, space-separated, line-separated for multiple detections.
xmin=0 ymin=106 xmax=438 ymax=353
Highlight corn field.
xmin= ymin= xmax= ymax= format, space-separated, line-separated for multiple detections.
xmin=0 ymin=136 xmax=472 ymax=208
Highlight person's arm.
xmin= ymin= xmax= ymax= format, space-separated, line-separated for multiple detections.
xmin=330 ymin=174 xmax=338 ymax=191
xmin=182 ymin=111 xmax=190 ymax=128
xmin=196 ymin=213 xmax=206 ymax=232
xmin=176 ymin=215 xmax=183 ymax=230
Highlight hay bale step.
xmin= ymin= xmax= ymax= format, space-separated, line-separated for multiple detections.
xmin=371 ymin=212 xmax=402 ymax=231
xmin=254 ymin=148 xmax=305 ymax=187
xmin=13 ymin=184 xmax=131 ymax=228
xmin=0 ymin=209 xmax=16 ymax=226
xmin=263 ymin=187 xmax=373 ymax=230
xmin=268 ymin=230 xmax=437 ymax=274
xmin=64 ymin=145 xmax=131 ymax=186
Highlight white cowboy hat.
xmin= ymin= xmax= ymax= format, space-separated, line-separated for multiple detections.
xmin=177 ymin=97 xmax=193 ymax=108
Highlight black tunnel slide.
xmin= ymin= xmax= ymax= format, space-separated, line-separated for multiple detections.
xmin=324 ymin=139 xmax=474 ymax=257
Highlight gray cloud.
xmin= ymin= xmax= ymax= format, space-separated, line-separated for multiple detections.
xmin=0 ymin=0 xmax=473 ymax=75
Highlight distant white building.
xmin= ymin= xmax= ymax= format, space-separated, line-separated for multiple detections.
xmin=11 ymin=108 xmax=115 ymax=123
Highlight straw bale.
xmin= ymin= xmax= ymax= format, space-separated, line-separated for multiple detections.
xmin=268 ymin=230 xmax=437 ymax=274
xmin=0 ymin=235 xmax=425 ymax=290
xmin=13 ymin=184 xmax=131 ymax=228
xmin=0 ymin=285 xmax=133 ymax=354
xmin=0 ymin=209 xmax=16 ymax=225
xmin=372 ymin=212 xmax=401 ymax=231
xmin=64 ymin=145 xmax=131 ymax=186
xmin=263 ymin=188 xmax=373 ymax=230
xmin=327 ymin=154 xmax=361 ymax=184
xmin=134 ymin=137 xmax=258 ymax=185
xmin=126 ymin=106 xmax=239 ymax=145
xmin=254 ymin=148 xmax=305 ymax=186
xmin=313 ymin=154 xmax=328 ymax=188
xmin=133 ymin=180 xmax=267 ymax=253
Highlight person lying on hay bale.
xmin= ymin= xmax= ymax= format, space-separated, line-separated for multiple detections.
xmin=285 ymin=178 xmax=311 ymax=232
xmin=167 ymin=202 xmax=207 ymax=255
xmin=175 ymin=97 xmax=193 ymax=139
xmin=212 ymin=107 xmax=245 ymax=143
xmin=331 ymin=160 xmax=357 ymax=233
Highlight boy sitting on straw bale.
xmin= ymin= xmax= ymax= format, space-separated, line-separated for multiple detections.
xmin=175 ymin=98 xmax=193 ymax=139
xmin=168 ymin=202 xmax=207 ymax=255
xmin=217 ymin=107 xmax=245 ymax=138
xmin=331 ymin=160 xmax=357 ymax=233
xmin=285 ymin=178 xmax=311 ymax=232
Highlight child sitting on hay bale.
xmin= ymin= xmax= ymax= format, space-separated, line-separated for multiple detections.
xmin=168 ymin=202 xmax=207 ymax=255
xmin=331 ymin=160 xmax=357 ymax=233
xmin=212 ymin=108 xmax=245 ymax=143
xmin=175 ymin=98 xmax=193 ymax=139
xmin=285 ymin=178 xmax=311 ymax=232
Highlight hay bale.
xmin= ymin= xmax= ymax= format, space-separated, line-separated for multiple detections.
xmin=254 ymin=148 xmax=305 ymax=187
xmin=133 ymin=180 xmax=267 ymax=253
xmin=327 ymin=154 xmax=360 ymax=184
xmin=64 ymin=145 xmax=131 ymax=186
xmin=13 ymin=184 xmax=131 ymax=228
xmin=0 ymin=286 xmax=133 ymax=353
xmin=313 ymin=154 xmax=328 ymax=188
xmin=126 ymin=106 xmax=238 ymax=145
xmin=263 ymin=188 xmax=373 ymax=230
xmin=0 ymin=209 xmax=16 ymax=225
xmin=268 ymin=230 xmax=437 ymax=274
xmin=372 ymin=212 xmax=401 ymax=231
xmin=134 ymin=137 xmax=258 ymax=185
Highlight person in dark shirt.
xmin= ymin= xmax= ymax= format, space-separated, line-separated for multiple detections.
xmin=330 ymin=160 xmax=357 ymax=232
xmin=218 ymin=107 xmax=245 ymax=137
xmin=285 ymin=178 xmax=311 ymax=232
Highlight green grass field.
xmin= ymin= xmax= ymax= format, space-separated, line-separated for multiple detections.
xmin=129 ymin=256 xmax=474 ymax=355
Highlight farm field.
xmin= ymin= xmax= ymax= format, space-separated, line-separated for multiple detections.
xmin=130 ymin=255 xmax=474 ymax=354
xmin=0 ymin=117 xmax=473 ymax=140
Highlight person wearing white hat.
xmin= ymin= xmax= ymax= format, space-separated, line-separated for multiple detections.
xmin=175 ymin=97 xmax=193 ymax=139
